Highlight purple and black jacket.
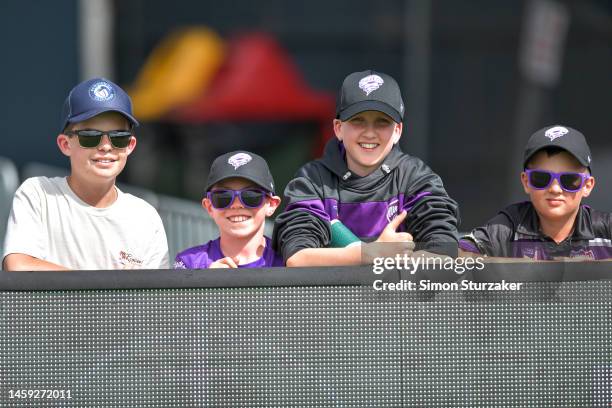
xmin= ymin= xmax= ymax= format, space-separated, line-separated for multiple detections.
xmin=460 ymin=202 xmax=612 ymax=260
xmin=174 ymin=237 xmax=284 ymax=269
xmin=272 ymin=139 xmax=460 ymax=261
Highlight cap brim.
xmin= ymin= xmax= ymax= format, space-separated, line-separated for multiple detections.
xmin=338 ymin=101 xmax=402 ymax=123
xmin=206 ymin=175 xmax=274 ymax=194
xmin=66 ymin=108 xmax=139 ymax=129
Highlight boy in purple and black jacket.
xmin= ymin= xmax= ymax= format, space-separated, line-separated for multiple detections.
xmin=272 ymin=70 xmax=460 ymax=267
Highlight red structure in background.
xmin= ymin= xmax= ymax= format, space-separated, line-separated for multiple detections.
xmin=171 ymin=33 xmax=335 ymax=155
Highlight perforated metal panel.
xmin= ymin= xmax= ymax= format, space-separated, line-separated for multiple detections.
xmin=1 ymin=280 xmax=611 ymax=407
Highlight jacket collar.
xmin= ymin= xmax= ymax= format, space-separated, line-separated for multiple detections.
xmin=516 ymin=204 xmax=595 ymax=240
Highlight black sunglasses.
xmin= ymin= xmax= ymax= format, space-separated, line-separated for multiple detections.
xmin=207 ymin=189 xmax=269 ymax=209
xmin=64 ymin=129 xmax=132 ymax=149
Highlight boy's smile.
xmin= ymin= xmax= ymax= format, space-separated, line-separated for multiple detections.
xmin=223 ymin=203 xmax=260 ymax=228
xmin=227 ymin=214 xmax=251 ymax=223
xmin=91 ymin=152 xmax=119 ymax=168
xmin=333 ymin=111 xmax=402 ymax=177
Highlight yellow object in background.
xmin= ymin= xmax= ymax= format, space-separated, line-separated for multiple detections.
xmin=128 ymin=27 xmax=225 ymax=121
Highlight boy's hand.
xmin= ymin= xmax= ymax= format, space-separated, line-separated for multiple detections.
xmin=209 ymin=257 xmax=239 ymax=268
xmin=363 ymin=211 xmax=415 ymax=262
xmin=376 ymin=211 xmax=414 ymax=243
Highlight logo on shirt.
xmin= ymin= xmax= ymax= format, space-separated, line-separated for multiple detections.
xmin=519 ymin=243 xmax=546 ymax=260
xmin=386 ymin=198 xmax=399 ymax=223
xmin=174 ymin=259 xmax=187 ymax=269
xmin=544 ymin=126 xmax=568 ymax=141
xmin=359 ymin=75 xmax=384 ymax=96
xmin=228 ymin=153 xmax=252 ymax=170
xmin=569 ymin=248 xmax=595 ymax=260
xmin=118 ymin=250 xmax=144 ymax=269
xmin=89 ymin=81 xmax=115 ymax=102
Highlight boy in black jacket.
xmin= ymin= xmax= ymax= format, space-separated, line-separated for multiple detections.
xmin=461 ymin=125 xmax=611 ymax=260
xmin=273 ymin=70 xmax=459 ymax=266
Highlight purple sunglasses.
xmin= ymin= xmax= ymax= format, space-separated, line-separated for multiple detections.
xmin=207 ymin=188 xmax=270 ymax=209
xmin=525 ymin=169 xmax=589 ymax=193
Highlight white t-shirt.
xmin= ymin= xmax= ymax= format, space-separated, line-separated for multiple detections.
xmin=3 ymin=177 xmax=169 ymax=270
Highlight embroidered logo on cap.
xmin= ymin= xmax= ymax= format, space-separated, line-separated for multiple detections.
xmin=544 ymin=126 xmax=569 ymax=141
xmin=228 ymin=153 xmax=252 ymax=170
xmin=359 ymin=75 xmax=384 ymax=96
xmin=89 ymin=81 xmax=115 ymax=102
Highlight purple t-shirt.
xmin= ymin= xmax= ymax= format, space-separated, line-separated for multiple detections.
xmin=174 ymin=237 xmax=284 ymax=269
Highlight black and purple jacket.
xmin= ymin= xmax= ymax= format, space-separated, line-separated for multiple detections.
xmin=460 ymin=202 xmax=612 ymax=260
xmin=272 ymin=139 xmax=460 ymax=261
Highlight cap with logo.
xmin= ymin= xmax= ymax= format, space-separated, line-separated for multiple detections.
xmin=336 ymin=70 xmax=405 ymax=123
xmin=206 ymin=151 xmax=275 ymax=194
xmin=523 ymin=125 xmax=592 ymax=170
xmin=60 ymin=77 xmax=139 ymax=132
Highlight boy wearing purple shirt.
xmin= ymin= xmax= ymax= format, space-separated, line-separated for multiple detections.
xmin=175 ymin=151 xmax=284 ymax=269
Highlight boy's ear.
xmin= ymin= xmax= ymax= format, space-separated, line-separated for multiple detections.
xmin=125 ymin=136 xmax=137 ymax=156
xmin=57 ymin=134 xmax=72 ymax=157
xmin=333 ymin=119 xmax=343 ymax=141
xmin=202 ymin=197 xmax=214 ymax=216
xmin=392 ymin=122 xmax=403 ymax=144
xmin=520 ymin=171 xmax=531 ymax=194
xmin=265 ymin=195 xmax=281 ymax=217
xmin=581 ymin=176 xmax=595 ymax=198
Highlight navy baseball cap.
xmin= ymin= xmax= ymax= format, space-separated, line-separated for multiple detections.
xmin=523 ymin=125 xmax=592 ymax=170
xmin=206 ymin=151 xmax=276 ymax=194
xmin=336 ymin=70 xmax=405 ymax=123
xmin=60 ymin=77 xmax=139 ymax=132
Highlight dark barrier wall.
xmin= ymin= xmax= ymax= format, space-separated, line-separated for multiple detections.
xmin=1 ymin=265 xmax=611 ymax=407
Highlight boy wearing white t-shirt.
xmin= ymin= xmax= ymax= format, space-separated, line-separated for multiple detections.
xmin=2 ymin=78 xmax=169 ymax=270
